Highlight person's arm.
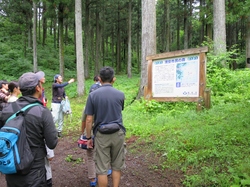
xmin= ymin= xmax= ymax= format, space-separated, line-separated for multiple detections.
xmin=0 ymin=92 xmax=8 ymax=102
xmin=86 ymin=115 xmax=94 ymax=149
xmin=81 ymin=111 xmax=87 ymax=134
xmin=45 ymin=145 xmax=55 ymax=161
xmin=43 ymin=109 xmax=58 ymax=149
xmin=53 ymin=78 xmax=74 ymax=89
xmin=53 ymin=82 xmax=69 ymax=88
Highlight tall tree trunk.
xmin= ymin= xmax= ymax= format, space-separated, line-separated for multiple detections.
xmin=137 ymin=0 xmax=141 ymax=72
xmin=116 ymin=3 xmax=121 ymax=73
xmin=53 ymin=18 xmax=57 ymax=49
xmin=246 ymin=16 xmax=250 ymax=68
xmin=65 ymin=18 xmax=68 ymax=45
xmin=101 ymin=2 xmax=105 ymax=67
xmin=199 ymin=0 xmax=205 ymax=44
xmin=95 ymin=10 xmax=101 ymax=75
xmin=111 ymin=25 xmax=115 ymax=68
xmin=184 ymin=0 xmax=188 ymax=49
xmin=33 ymin=1 xmax=38 ymax=72
xmin=90 ymin=20 xmax=95 ymax=70
xmin=188 ymin=1 xmax=193 ymax=47
xmin=213 ymin=0 xmax=227 ymax=67
xmin=42 ymin=2 xmax=47 ymax=46
xmin=127 ymin=0 xmax=132 ymax=78
xmin=177 ymin=0 xmax=180 ymax=50
xmin=137 ymin=0 xmax=156 ymax=99
xmin=38 ymin=2 xmax=41 ymax=42
xmin=84 ymin=0 xmax=90 ymax=78
xmin=75 ymin=0 xmax=85 ymax=96
xmin=165 ymin=0 xmax=170 ymax=52
xmin=58 ymin=3 xmax=64 ymax=77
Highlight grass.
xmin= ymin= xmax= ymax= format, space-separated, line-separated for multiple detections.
xmin=41 ymin=70 xmax=250 ymax=186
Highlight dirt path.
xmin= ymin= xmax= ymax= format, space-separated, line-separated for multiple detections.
xmin=0 ymin=134 xmax=184 ymax=187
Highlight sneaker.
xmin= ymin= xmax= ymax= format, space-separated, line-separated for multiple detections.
xmin=107 ymin=169 xmax=112 ymax=176
xmin=90 ymin=178 xmax=97 ymax=187
xmin=58 ymin=132 xmax=62 ymax=137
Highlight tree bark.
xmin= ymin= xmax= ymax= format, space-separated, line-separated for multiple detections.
xmin=137 ymin=0 xmax=156 ymax=99
xmin=184 ymin=0 xmax=188 ymax=49
xmin=84 ymin=0 xmax=90 ymax=78
xmin=42 ymin=2 xmax=47 ymax=46
xmin=246 ymin=16 xmax=250 ymax=68
xmin=53 ymin=17 xmax=57 ymax=49
xmin=75 ymin=0 xmax=85 ymax=96
xmin=116 ymin=2 xmax=121 ymax=73
xmin=137 ymin=0 xmax=141 ymax=73
xmin=165 ymin=0 xmax=170 ymax=52
xmin=95 ymin=10 xmax=101 ymax=75
xmin=33 ymin=1 xmax=38 ymax=72
xmin=177 ymin=0 xmax=180 ymax=50
xmin=213 ymin=0 xmax=227 ymax=67
xmin=58 ymin=3 xmax=64 ymax=77
xmin=127 ymin=0 xmax=132 ymax=78
xmin=199 ymin=0 xmax=204 ymax=44
xmin=38 ymin=2 xmax=41 ymax=42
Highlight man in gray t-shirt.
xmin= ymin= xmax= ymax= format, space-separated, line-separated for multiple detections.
xmin=85 ymin=67 xmax=126 ymax=187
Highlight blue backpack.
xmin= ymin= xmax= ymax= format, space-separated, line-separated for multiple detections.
xmin=0 ymin=102 xmax=41 ymax=174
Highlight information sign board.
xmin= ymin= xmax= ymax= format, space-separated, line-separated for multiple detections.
xmin=145 ymin=47 xmax=208 ymax=102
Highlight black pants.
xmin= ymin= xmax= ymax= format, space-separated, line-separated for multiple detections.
xmin=6 ymin=167 xmax=46 ymax=187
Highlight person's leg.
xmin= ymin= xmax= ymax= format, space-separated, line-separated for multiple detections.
xmin=95 ymin=132 xmax=111 ymax=187
xmin=112 ymin=170 xmax=121 ymax=187
xmin=97 ymin=174 xmax=108 ymax=187
xmin=51 ymin=103 xmax=59 ymax=130
xmin=110 ymin=130 xmax=126 ymax=187
xmin=57 ymin=105 xmax=64 ymax=133
xmin=87 ymin=149 xmax=96 ymax=182
xmin=6 ymin=167 xmax=46 ymax=187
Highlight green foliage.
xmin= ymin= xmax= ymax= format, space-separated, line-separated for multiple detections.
xmin=125 ymin=99 xmax=250 ymax=186
xmin=65 ymin=154 xmax=83 ymax=164
xmin=0 ymin=42 xmax=33 ymax=80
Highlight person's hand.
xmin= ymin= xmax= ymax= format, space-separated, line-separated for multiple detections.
xmin=87 ymin=139 xmax=93 ymax=149
xmin=47 ymin=157 xmax=54 ymax=161
xmin=68 ymin=78 xmax=75 ymax=84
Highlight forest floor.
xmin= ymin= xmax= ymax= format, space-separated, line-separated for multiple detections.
xmin=0 ymin=133 xmax=184 ymax=187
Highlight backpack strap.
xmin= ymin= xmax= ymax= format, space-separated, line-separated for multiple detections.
xmin=6 ymin=102 xmax=41 ymax=123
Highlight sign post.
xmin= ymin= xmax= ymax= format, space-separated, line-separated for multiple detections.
xmin=145 ymin=46 xmax=209 ymax=109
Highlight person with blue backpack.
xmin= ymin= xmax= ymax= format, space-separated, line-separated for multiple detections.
xmin=0 ymin=72 xmax=58 ymax=187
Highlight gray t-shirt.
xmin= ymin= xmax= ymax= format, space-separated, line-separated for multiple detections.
xmin=84 ymin=84 xmax=125 ymax=132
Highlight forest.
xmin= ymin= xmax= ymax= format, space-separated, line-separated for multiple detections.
xmin=1 ymin=0 xmax=250 ymax=83
xmin=1 ymin=0 xmax=250 ymax=186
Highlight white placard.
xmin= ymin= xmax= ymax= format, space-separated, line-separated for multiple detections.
xmin=152 ymin=55 xmax=199 ymax=97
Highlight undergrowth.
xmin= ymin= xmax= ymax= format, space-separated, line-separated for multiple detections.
xmin=40 ymin=67 xmax=250 ymax=186
xmin=4 ymin=54 xmax=250 ymax=186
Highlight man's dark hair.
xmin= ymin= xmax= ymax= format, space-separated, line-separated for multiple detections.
xmin=21 ymin=87 xmax=37 ymax=96
xmin=99 ymin=67 xmax=114 ymax=83
xmin=0 ymin=80 xmax=8 ymax=89
xmin=93 ymin=75 xmax=99 ymax=82
xmin=8 ymin=81 xmax=18 ymax=93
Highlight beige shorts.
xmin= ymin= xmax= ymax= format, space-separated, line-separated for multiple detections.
xmin=94 ymin=129 xmax=126 ymax=175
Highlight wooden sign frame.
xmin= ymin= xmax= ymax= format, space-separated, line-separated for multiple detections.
xmin=144 ymin=46 xmax=208 ymax=102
